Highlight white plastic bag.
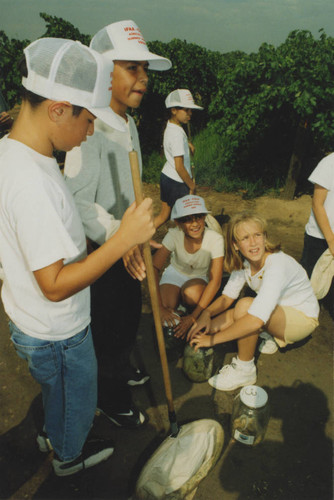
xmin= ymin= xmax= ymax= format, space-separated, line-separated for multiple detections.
xmin=135 ymin=419 xmax=224 ymax=500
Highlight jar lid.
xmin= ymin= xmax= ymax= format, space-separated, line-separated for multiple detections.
xmin=239 ymin=385 xmax=268 ymax=408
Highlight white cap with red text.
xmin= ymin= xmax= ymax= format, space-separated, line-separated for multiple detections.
xmin=90 ymin=20 xmax=171 ymax=71
xmin=171 ymin=195 xmax=209 ymax=220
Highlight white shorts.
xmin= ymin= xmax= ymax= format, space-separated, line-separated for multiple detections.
xmin=159 ymin=265 xmax=208 ymax=288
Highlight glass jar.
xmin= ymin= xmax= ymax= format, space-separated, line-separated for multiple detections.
xmin=162 ymin=315 xmax=185 ymax=362
xmin=182 ymin=343 xmax=214 ymax=382
xmin=231 ymin=385 xmax=269 ymax=445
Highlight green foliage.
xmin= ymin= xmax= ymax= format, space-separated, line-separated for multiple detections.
xmin=209 ymin=29 xmax=334 ymax=187
xmin=0 ymin=31 xmax=29 ymax=107
xmin=136 ymin=38 xmax=223 ymax=154
xmin=39 ymin=13 xmax=91 ymax=45
xmin=141 ymin=150 xmax=164 ymax=184
xmin=0 ymin=13 xmax=333 ymax=196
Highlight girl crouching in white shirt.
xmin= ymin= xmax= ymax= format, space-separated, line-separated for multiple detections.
xmin=188 ymin=211 xmax=319 ymax=391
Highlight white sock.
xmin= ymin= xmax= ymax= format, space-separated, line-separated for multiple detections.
xmin=236 ymin=356 xmax=255 ymax=369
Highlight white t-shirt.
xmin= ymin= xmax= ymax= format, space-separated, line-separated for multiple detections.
xmin=0 ymin=137 xmax=90 ymax=340
xmin=222 ymin=252 xmax=319 ymax=323
xmin=162 ymin=227 xmax=224 ymax=278
xmin=161 ymin=121 xmax=192 ymax=183
xmin=64 ymin=114 xmax=142 ymax=245
xmin=305 ymin=153 xmax=334 ymax=239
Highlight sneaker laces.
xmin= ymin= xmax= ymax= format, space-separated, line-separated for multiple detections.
xmin=219 ymin=360 xmax=237 ymax=374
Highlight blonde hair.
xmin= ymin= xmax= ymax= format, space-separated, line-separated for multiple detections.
xmin=224 ymin=212 xmax=281 ymax=273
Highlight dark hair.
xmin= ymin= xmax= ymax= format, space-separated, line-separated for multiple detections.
xmin=18 ymin=56 xmax=83 ymax=116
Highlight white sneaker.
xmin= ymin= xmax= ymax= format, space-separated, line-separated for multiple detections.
xmin=208 ymin=357 xmax=257 ymax=391
xmin=259 ymin=331 xmax=278 ymax=354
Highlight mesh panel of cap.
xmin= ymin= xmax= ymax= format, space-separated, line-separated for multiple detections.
xmin=27 ymin=38 xmax=64 ymax=79
xmin=90 ymin=30 xmax=114 ymax=54
xmin=171 ymin=90 xmax=181 ymax=104
xmin=54 ymin=45 xmax=96 ymax=93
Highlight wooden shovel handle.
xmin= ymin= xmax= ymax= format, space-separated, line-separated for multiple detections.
xmin=129 ymin=151 xmax=175 ymax=414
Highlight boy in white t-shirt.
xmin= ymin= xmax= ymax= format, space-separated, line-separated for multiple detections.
xmin=64 ymin=20 xmax=171 ymax=427
xmin=0 ymin=38 xmax=154 ymax=476
xmin=301 ymin=153 xmax=334 ymax=318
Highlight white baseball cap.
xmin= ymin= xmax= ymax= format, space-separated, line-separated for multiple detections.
xmin=22 ymin=38 xmax=124 ymax=131
xmin=171 ymin=195 xmax=209 ymax=220
xmin=165 ymin=89 xmax=203 ymax=110
xmin=90 ymin=20 xmax=172 ymax=71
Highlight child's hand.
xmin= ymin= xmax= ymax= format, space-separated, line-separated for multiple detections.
xmin=187 ymin=310 xmax=211 ymax=341
xmin=123 ymin=245 xmax=146 ymax=281
xmin=120 ymin=199 xmax=155 ymax=247
xmin=160 ymin=307 xmax=179 ymax=327
xmin=190 ymin=332 xmax=214 ymax=351
xmin=174 ymin=315 xmax=195 ymax=339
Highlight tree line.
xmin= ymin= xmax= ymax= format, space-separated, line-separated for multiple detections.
xmin=0 ymin=13 xmax=333 ymax=198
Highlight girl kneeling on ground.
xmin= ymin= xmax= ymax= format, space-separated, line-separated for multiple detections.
xmin=188 ymin=211 xmax=319 ymax=391
xmin=153 ymin=195 xmax=224 ymax=339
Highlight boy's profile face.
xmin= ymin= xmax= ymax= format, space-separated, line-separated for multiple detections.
xmin=52 ymin=105 xmax=95 ymax=152
xmin=110 ymin=60 xmax=149 ymax=117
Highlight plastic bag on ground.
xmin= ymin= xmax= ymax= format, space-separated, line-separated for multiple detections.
xmin=135 ymin=419 xmax=224 ymax=500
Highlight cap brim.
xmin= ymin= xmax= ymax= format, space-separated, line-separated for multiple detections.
xmin=88 ymin=106 xmax=125 ymax=132
xmin=166 ymin=102 xmax=203 ymax=110
xmin=105 ymin=49 xmax=171 ymax=71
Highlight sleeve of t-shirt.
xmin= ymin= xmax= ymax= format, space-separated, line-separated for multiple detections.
xmin=308 ymin=154 xmax=334 ymax=191
xmin=162 ymin=228 xmax=179 ymax=253
xmin=168 ymin=127 xmax=186 ymax=158
xmin=11 ymin=174 xmax=81 ymax=271
xmin=222 ymin=270 xmax=246 ymax=298
xmin=64 ymin=136 xmax=120 ymax=245
xmin=206 ymin=230 xmax=225 ymax=258
xmin=248 ymin=258 xmax=288 ymax=323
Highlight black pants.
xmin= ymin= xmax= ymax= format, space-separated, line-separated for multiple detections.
xmin=91 ymin=258 xmax=142 ymax=411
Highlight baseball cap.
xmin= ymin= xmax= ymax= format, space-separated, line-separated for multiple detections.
xmin=310 ymin=248 xmax=334 ymax=299
xmin=171 ymin=195 xmax=209 ymax=220
xmin=165 ymin=89 xmax=203 ymax=110
xmin=22 ymin=37 xmax=124 ymax=131
xmin=90 ymin=20 xmax=171 ymax=71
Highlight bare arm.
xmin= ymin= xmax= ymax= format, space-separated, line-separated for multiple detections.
xmin=174 ymin=156 xmax=195 ymax=192
xmin=190 ymin=312 xmax=264 ymax=350
xmin=152 ymin=246 xmax=179 ymax=325
xmin=187 ymin=293 xmax=235 ymax=340
xmin=312 ymin=184 xmax=334 ymax=255
xmin=190 ymin=257 xmax=224 ymax=320
xmin=34 ymin=199 xmax=155 ymax=301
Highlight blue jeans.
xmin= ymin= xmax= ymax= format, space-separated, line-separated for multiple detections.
xmin=10 ymin=322 xmax=97 ymax=461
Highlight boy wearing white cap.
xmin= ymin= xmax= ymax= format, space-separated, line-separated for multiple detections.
xmin=64 ymin=21 xmax=171 ymax=428
xmin=154 ymin=89 xmax=203 ymax=229
xmin=0 ymin=38 xmax=155 ymax=476
xmin=153 ymin=195 xmax=224 ymax=340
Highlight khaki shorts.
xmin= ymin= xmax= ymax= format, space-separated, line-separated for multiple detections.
xmin=275 ymin=306 xmax=319 ymax=348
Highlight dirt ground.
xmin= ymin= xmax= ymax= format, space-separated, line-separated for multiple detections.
xmin=0 ymin=186 xmax=333 ymax=500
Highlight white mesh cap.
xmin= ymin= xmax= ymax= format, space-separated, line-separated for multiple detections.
xmin=90 ymin=20 xmax=171 ymax=71
xmin=165 ymin=89 xmax=203 ymax=110
xmin=22 ymin=38 xmax=124 ymax=131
